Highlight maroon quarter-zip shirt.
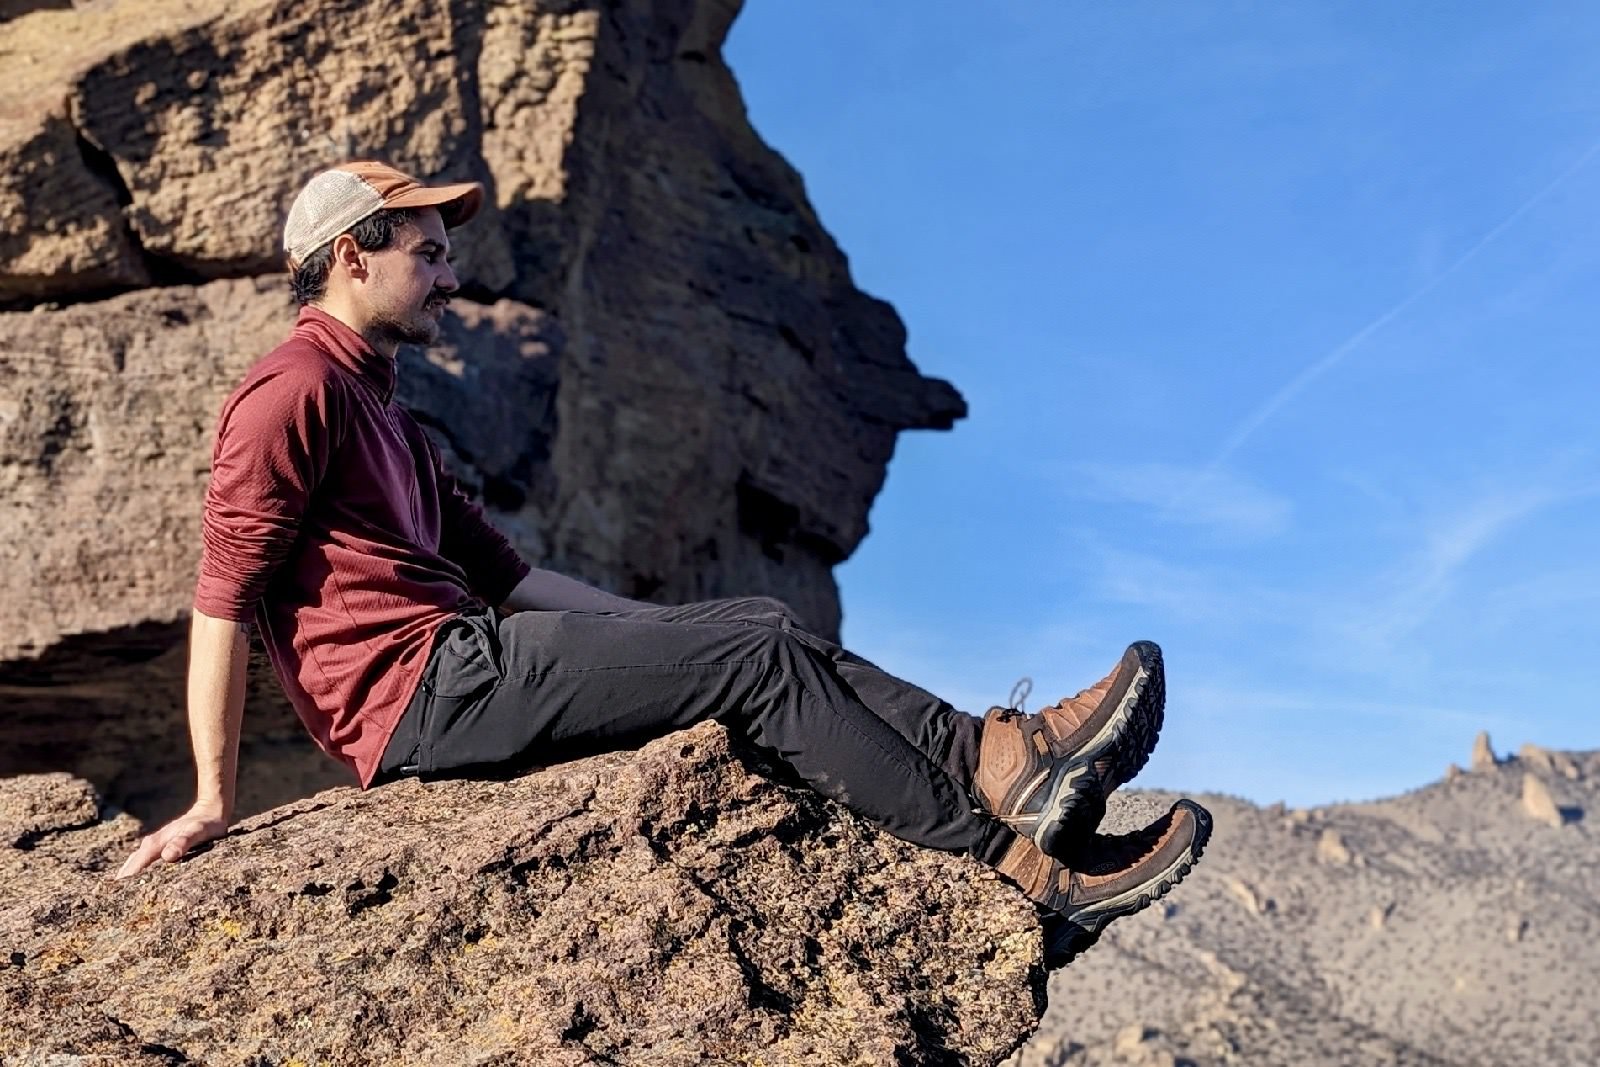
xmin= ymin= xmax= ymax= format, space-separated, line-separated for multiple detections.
xmin=193 ymin=306 xmax=530 ymax=785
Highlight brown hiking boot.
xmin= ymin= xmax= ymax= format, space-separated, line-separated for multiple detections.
xmin=994 ymin=799 xmax=1212 ymax=967
xmin=973 ymin=641 xmax=1165 ymax=857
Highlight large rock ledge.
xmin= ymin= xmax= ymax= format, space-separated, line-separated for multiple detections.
xmin=0 ymin=722 xmax=1045 ymax=1065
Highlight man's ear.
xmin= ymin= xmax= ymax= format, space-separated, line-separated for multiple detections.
xmin=330 ymin=233 xmax=368 ymax=283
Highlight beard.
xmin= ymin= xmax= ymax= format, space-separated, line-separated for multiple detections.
xmin=370 ymin=297 xmax=447 ymax=347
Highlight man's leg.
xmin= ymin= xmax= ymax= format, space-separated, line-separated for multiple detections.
xmin=645 ymin=600 xmax=1178 ymax=864
xmin=378 ymin=602 xmax=1214 ymax=969
xmin=604 ymin=597 xmax=981 ymax=788
xmin=603 ymin=598 xmax=1161 ymax=855
xmin=400 ymin=606 xmax=1016 ymax=863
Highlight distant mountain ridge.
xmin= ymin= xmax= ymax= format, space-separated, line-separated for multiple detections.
xmin=1015 ymin=735 xmax=1599 ymax=1067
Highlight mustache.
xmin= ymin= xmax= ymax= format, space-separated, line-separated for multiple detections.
xmin=424 ymin=294 xmax=451 ymax=310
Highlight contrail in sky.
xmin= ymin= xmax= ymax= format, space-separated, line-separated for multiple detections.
xmin=1171 ymin=135 xmax=1600 ymax=512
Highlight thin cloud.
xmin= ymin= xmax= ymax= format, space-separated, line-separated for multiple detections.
xmin=1480 ymin=567 xmax=1600 ymax=622
xmin=1173 ymin=133 xmax=1600 ymax=510
xmin=1073 ymin=461 xmax=1291 ymax=540
xmin=1079 ymin=541 xmax=1279 ymax=625
xmin=1349 ymin=478 xmax=1600 ymax=647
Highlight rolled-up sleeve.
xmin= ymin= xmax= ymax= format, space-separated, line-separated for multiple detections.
xmin=424 ymin=436 xmax=530 ymax=607
xmin=193 ymin=365 xmax=343 ymax=622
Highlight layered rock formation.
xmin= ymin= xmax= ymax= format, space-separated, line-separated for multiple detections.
xmin=1 ymin=722 xmax=1046 ymax=1065
xmin=1014 ymin=741 xmax=1600 ymax=1067
xmin=0 ymin=0 xmax=964 ymax=820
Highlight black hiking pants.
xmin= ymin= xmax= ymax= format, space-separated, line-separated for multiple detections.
xmin=376 ymin=597 xmax=1013 ymax=865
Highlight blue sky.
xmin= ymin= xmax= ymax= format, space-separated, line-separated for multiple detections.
xmin=725 ymin=3 xmax=1600 ymax=806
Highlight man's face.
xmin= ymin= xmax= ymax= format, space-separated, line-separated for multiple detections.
xmin=359 ymin=208 xmax=459 ymax=348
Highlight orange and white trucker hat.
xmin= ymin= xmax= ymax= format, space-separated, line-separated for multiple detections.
xmin=282 ymin=160 xmax=484 ymax=268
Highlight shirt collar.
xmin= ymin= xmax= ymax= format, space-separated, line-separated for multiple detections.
xmin=292 ymin=305 xmax=396 ymax=403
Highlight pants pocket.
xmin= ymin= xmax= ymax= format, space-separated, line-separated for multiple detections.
xmin=428 ymin=613 xmax=504 ymax=697
xmin=418 ymin=612 xmax=504 ymax=774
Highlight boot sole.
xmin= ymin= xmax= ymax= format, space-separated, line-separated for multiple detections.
xmin=1043 ymin=798 xmax=1211 ymax=969
xmin=1033 ymin=641 xmax=1165 ymax=857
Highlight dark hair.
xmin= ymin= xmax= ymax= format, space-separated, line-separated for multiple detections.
xmin=289 ymin=207 xmax=419 ymax=305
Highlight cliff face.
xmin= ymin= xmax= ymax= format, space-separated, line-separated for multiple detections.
xmin=0 ymin=0 xmax=964 ymax=818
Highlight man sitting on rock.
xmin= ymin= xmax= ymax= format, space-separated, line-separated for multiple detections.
xmin=116 ymin=161 xmax=1211 ymax=966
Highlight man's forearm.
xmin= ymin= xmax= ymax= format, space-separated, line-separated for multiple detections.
xmin=187 ymin=609 xmax=251 ymax=819
xmin=501 ymin=567 xmax=649 ymax=614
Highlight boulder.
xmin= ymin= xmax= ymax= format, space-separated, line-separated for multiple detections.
xmin=1 ymin=771 xmax=102 ymax=848
xmin=1225 ymin=876 xmax=1271 ymax=916
xmin=0 ymin=278 xmax=293 ymax=666
xmin=1111 ymin=1024 xmax=1178 ymax=1067
xmin=1315 ymin=827 xmax=1351 ymax=866
xmin=0 ymin=772 xmax=141 ymax=899
xmin=0 ymin=101 xmax=149 ymax=299
xmin=0 ymin=723 xmax=1045 ymax=1065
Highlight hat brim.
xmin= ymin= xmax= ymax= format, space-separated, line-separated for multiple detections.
xmin=385 ymin=181 xmax=484 ymax=229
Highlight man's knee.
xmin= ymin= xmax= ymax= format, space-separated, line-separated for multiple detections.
xmin=743 ymin=595 xmax=796 ymax=622
xmin=710 ymin=595 xmax=798 ymax=627
xmin=738 ymin=621 xmax=808 ymax=670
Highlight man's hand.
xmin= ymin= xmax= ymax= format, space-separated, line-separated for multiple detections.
xmin=116 ymin=610 xmax=250 ymax=882
xmin=115 ymin=802 xmax=229 ymax=880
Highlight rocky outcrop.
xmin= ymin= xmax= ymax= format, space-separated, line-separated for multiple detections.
xmin=1 ymin=722 xmax=1045 ymax=1065
xmin=1223 ymin=875 xmax=1271 ymax=916
xmin=1314 ymin=826 xmax=1351 ymax=866
xmin=1 ymin=279 xmax=292 ymax=666
xmin=1 ymin=0 xmax=964 ymax=820
xmin=0 ymin=105 xmax=149 ymax=298
xmin=1519 ymin=742 xmax=1582 ymax=781
xmin=1520 ymin=772 xmax=1565 ymax=828
xmin=1471 ymin=730 xmax=1497 ymax=771
xmin=1 ymin=0 xmax=964 ymax=635
xmin=1012 ymin=743 xmax=1600 ymax=1066
xmin=0 ymin=771 xmax=143 ymax=894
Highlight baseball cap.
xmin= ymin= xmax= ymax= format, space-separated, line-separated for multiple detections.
xmin=282 ymin=160 xmax=484 ymax=268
